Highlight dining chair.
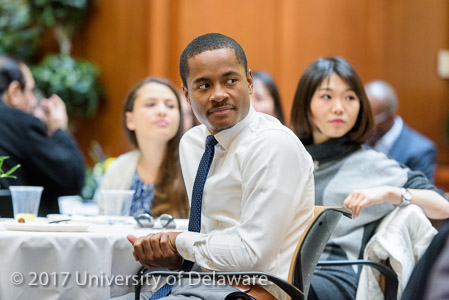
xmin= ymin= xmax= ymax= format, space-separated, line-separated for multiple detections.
xmin=316 ymin=258 xmax=397 ymax=300
xmin=316 ymin=207 xmax=426 ymax=300
xmin=134 ymin=206 xmax=352 ymax=300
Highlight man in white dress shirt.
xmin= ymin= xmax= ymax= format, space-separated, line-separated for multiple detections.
xmin=127 ymin=33 xmax=315 ymax=299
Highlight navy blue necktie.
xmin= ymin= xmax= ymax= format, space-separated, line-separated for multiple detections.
xmin=150 ymin=135 xmax=218 ymax=299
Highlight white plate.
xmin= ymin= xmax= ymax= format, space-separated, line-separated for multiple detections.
xmin=47 ymin=214 xmax=135 ymax=225
xmin=47 ymin=215 xmax=189 ymax=229
xmin=3 ymin=222 xmax=89 ymax=232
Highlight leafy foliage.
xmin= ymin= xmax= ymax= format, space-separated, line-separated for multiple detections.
xmin=0 ymin=0 xmax=102 ymax=119
xmin=0 ymin=156 xmax=21 ymax=179
xmin=29 ymin=0 xmax=90 ymax=29
xmin=81 ymin=141 xmax=115 ymax=200
xmin=0 ymin=0 xmax=42 ymax=61
xmin=31 ymin=54 xmax=101 ymax=118
xmin=28 ymin=0 xmax=92 ymax=54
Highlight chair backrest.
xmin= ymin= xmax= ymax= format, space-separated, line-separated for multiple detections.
xmin=288 ymin=206 xmax=352 ymax=299
xmin=0 ymin=189 xmax=13 ymax=218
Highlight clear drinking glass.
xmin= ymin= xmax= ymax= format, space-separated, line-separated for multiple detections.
xmin=101 ymin=190 xmax=134 ymax=216
xmin=9 ymin=186 xmax=44 ymax=221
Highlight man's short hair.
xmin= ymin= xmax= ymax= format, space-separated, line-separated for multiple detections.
xmin=179 ymin=33 xmax=248 ymax=87
xmin=0 ymin=56 xmax=25 ymax=95
xmin=365 ymin=80 xmax=399 ymax=113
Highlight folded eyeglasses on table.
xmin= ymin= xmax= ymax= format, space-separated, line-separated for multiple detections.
xmin=134 ymin=213 xmax=176 ymax=229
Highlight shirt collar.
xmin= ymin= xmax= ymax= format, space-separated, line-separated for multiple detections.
xmin=210 ymin=105 xmax=255 ymax=151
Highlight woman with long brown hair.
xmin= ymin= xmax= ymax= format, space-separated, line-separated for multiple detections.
xmin=100 ymin=77 xmax=188 ymax=218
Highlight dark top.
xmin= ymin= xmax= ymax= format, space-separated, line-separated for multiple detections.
xmin=0 ymin=98 xmax=85 ymax=216
xmin=389 ymin=124 xmax=437 ymax=183
xmin=402 ymin=219 xmax=449 ymax=299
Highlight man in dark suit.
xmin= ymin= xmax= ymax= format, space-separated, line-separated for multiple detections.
xmin=0 ymin=56 xmax=85 ymax=216
xmin=365 ymin=80 xmax=436 ymax=183
xmin=402 ymin=218 xmax=449 ymax=299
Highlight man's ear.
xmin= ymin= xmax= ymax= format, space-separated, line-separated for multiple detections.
xmin=125 ymin=111 xmax=136 ymax=131
xmin=182 ymin=84 xmax=191 ymax=105
xmin=247 ymin=69 xmax=254 ymax=95
xmin=3 ymin=81 xmax=21 ymax=107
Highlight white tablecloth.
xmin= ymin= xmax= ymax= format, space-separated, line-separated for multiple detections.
xmin=0 ymin=220 xmax=182 ymax=300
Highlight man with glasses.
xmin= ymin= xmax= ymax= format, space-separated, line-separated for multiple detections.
xmin=0 ymin=56 xmax=85 ymax=215
xmin=365 ymin=80 xmax=436 ymax=183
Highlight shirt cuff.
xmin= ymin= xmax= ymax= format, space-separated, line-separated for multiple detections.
xmin=176 ymin=231 xmax=202 ymax=262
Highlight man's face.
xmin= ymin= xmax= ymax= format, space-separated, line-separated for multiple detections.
xmin=182 ymin=48 xmax=253 ymax=134
xmin=366 ymin=91 xmax=394 ymax=144
xmin=14 ymin=64 xmax=37 ymax=113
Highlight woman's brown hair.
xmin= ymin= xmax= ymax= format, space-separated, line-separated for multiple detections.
xmin=123 ymin=77 xmax=188 ymax=218
xmin=290 ymin=57 xmax=374 ymax=145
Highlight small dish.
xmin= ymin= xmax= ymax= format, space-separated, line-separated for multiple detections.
xmin=3 ymin=221 xmax=89 ymax=232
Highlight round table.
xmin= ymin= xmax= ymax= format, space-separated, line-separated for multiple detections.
xmin=0 ymin=219 xmax=185 ymax=300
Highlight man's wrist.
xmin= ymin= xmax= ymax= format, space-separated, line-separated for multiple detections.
xmin=170 ymin=254 xmax=184 ymax=270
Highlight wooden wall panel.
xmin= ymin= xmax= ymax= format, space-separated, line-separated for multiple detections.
xmin=382 ymin=0 xmax=449 ymax=165
xmin=72 ymin=0 xmax=151 ymax=161
xmin=172 ymin=0 xmax=279 ymax=86
xmin=277 ymin=0 xmax=381 ymax=122
xmin=71 ymin=0 xmax=449 ymax=174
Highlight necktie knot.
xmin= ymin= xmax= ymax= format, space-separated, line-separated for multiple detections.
xmin=206 ymin=135 xmax=218 ymax=149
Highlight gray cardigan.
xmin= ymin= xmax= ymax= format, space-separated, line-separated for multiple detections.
xmin=308 ymin=142 xmax=442 ymax=261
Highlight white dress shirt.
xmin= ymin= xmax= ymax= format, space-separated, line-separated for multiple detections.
xmin=176 ymin=106 xmax=315 ymax=298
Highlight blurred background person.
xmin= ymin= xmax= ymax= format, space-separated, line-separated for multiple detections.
xmin=100 ymin=77 xmax=188 ymax=218
xmin=31 ymin=88 xmax=48 ymax=126
xmin=290 ymin=57 xmax=449 ymax=300
xmin=179 ymin=92 xmax=196 ymax=132
xmin=0 ymin=56 xmax=85 ymax=216
xmin=250 ymin=71 xmax=285 ymax=124
xmin=365 ymin=80 xmax=437 ymax=183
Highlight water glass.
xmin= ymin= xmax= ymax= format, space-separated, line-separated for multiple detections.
xmin=101 ymin=190 xmax=134 ymax=216
xmin=9 ymin=186 xmax=44 ymax=221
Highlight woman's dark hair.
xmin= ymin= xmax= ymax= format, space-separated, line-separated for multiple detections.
xmin=290 ymin=57 xmax=373 ymax=145
xmin=122 ymin=77 xmax=188 ymax=218
xmin=252 ymin=71 xmax=285 ymax=124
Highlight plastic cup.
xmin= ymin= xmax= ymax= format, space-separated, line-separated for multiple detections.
xmin=58 ymin=195 xmax=83 ymax=215
xmin=101 ymin=190 xmax=134 ymax=216
xmin=9 ymin=186 xmax=44 ymax=221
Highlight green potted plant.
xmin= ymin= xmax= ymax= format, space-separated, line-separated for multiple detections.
xmin=31 ymin=54 xmax=101 ymax=118
xmin=0 ymin=0 xmax=42 ymax=61
xmin=0 ymin=156 xmax=20 ymax=217
xmin=0 ymin=156 xmax=20 ymax=180
xmin=0 ymin=0 xmax=102 ymax=119
xmin=29 ymin=0 xmax=102 ymax=119
xmin=0 ymin=156 xmax=21 ymax=191
xmin=28 ymin=0 xmax=91 ymax=56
